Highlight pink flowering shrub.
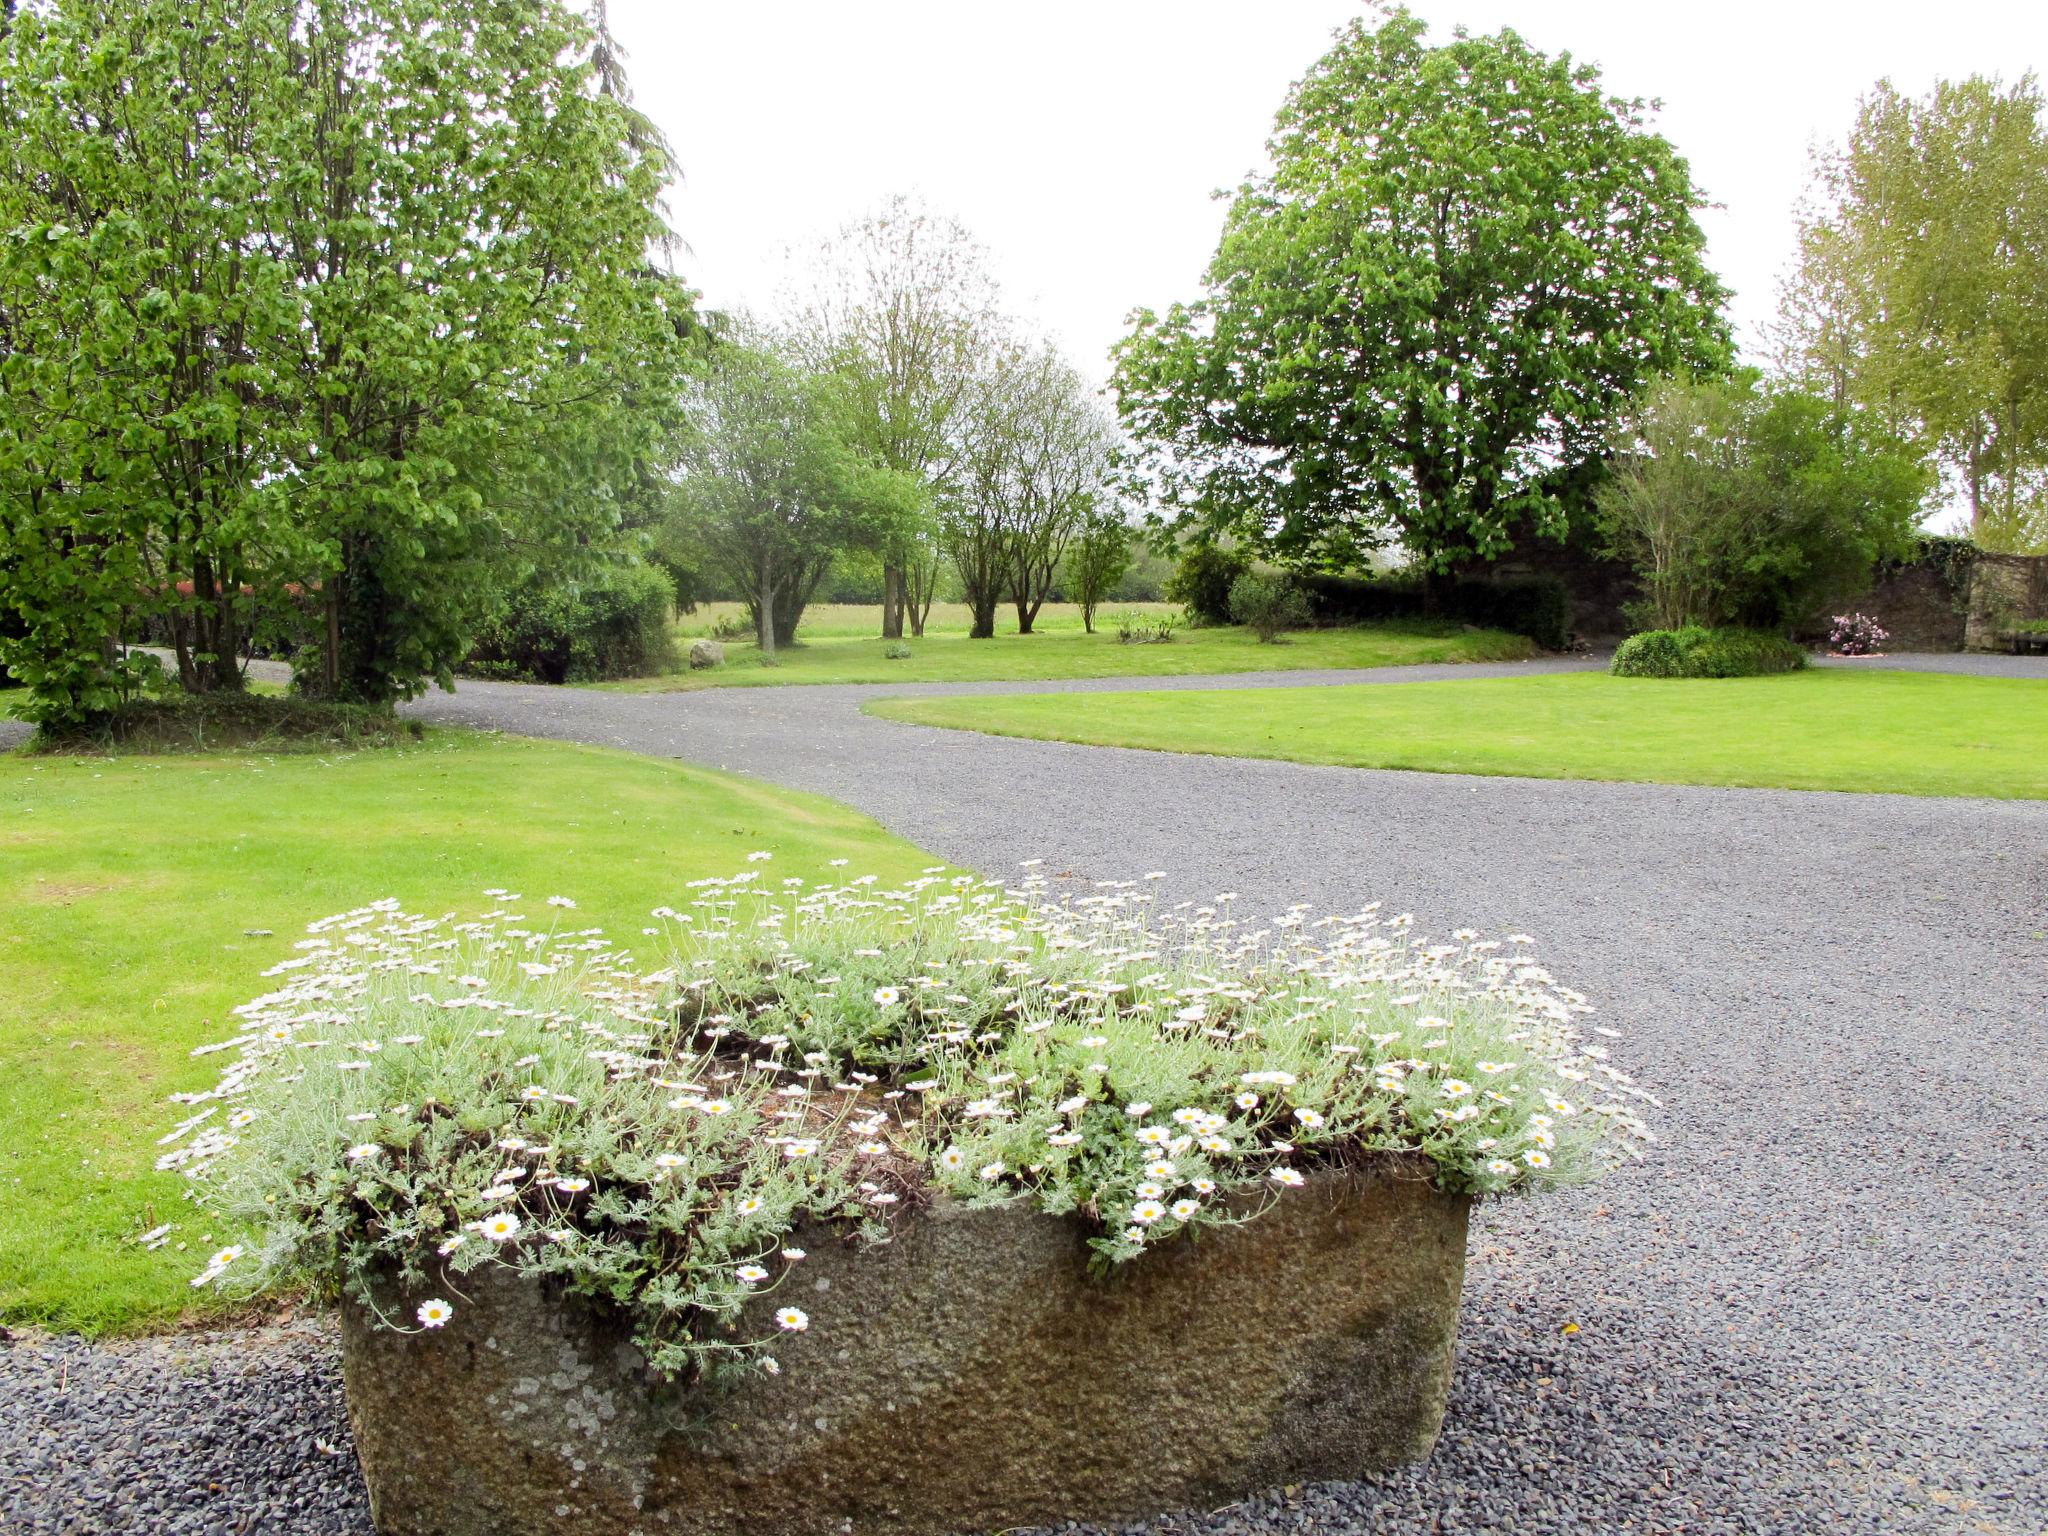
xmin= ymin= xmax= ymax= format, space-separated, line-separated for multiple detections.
xmin=1829 ymin=612 xmax=1889 ymax=655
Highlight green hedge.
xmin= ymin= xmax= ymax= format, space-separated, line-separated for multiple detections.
xmin=1300 ymin=573 xmax=1574 ymax=650
xmin=1610 ymin=626 xmax=1808 ymax=678
xmin=465 ymin=563 xmax=676 ymax=684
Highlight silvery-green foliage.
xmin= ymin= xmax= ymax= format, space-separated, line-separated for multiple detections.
xmin=164 ymin=868 xmax=1651 ymax=1381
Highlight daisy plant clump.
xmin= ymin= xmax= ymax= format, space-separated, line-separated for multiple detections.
xmin=162 ymin=866 xmax=1653 ymax=1384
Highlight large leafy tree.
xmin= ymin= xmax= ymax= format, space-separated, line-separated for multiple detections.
xmin=274 ymin=0 xmax=691 ymax=703
xmin=0 ymin=0 xmax=692 ymax=723
xmin=0 ymin=0 xmax=311 ymax=715
xmin=1112 ymin=8 xmax=1730 ymax=577
xmin=1780 ymin=75 xmax=2048 ymax=549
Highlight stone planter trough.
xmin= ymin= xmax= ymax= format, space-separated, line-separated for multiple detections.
xmin=340 ymin=1161 xmax=1470 ymax=1536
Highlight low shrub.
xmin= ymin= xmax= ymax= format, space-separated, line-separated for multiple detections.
xmin=28 ymin=691 xmax=421 ymax=753
xmin=465 ymin=563 xmax=676 ymax=684
xmin=1167 ymin=545 xmax=1251 ymax=626
xmin=883 ymin=641 xmax=913 ymax=660
xmin=1228 ymin=572 xmax=1311 ymax=642
xmin=1299 ymin=573 xmax=1573 ymax=650
xmin=1828 ymin=613 xmax=1889 ymax=656
xmin=1115 ymin=610 xmax=1178 ymax=644
xmin=161 ymin=870 xmax=1648 ymax=1387
xmin=1611 ymin=626 xmax=1808 ymax=678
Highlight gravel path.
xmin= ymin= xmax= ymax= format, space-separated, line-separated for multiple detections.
xmin=5 ymin=649 xmax=2046 ymax=1534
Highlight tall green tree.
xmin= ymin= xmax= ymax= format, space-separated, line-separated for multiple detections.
xmin=1112 ymin=8 xmax=1730 ymax=580
xmin=1781 ymin=74 xmax=2048 ymax=546
xmin=276 ymin=0 xmax=691 ymax=703
xmin=0 ymin=0 xmax=692 ymax=723
xmin=671 ymin=327 xmax=920 ymax=656
xmin=0 ymin=0 xmax=310 ymax=717
xmin=942 ymin=339 xmax=1117 ymax=639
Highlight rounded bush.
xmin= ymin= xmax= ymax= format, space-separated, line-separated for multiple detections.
xmin=1228 ymin=571 xmax=1310 ymax=641
xmin=1167 ymin=545 xmax=1252 ymax=626
xmin=1611 ymin=626 xmax=1807 ymax=678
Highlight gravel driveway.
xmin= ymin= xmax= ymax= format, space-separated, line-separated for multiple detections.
xmin=6 ymin=652 xmax=2046 ymax=1535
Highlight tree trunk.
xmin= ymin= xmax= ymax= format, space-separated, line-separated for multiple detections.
xmin=323 ymin=582 xmax=342 ymax=697
xmin=968 ymin=594 xmax=998 ymax=639
xmin=1082 ymin=599 xmax=1096 ymax=634
xmin=1967 ymin=438 xmax=1985 ymax=538
xmin=906 ymin=557 xmax=934 ymax=637
xmin=757 ymin=555 xmax=777 ymax=658
xmin=1419 ymin=567 xmax=1449 ymax=618
xmin=881 ymin=565 xmax=904 ymax=639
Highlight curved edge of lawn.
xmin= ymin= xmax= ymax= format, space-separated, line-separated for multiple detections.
xmin=0 ymin=727 xmax=948 ymax=1336
xmin=862 ymin=669 xmax=2048 ymax=801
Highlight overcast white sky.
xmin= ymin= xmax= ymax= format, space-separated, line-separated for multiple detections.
xmin=613 ymin=0 xmax=2045 ymax=386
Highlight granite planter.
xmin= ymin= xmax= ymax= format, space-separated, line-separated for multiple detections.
xmin=340 ymin=1161 xmax=1470 ymax=1536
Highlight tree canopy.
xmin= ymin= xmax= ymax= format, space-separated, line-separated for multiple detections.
xmin=942 ymin=339 xmax=1120 ymax=638
xmin=1112 ymin=7 xmax=1731 ymax=575
xmin=1780 ymin=73 xmax=2048 ymax=551
xmin=669 ymin=324 xmax=922 ymax=654
xmin=785 ymin=197 xmax=998 ymax=636
xmin=0 ymin=0 xmax=693 ymax=723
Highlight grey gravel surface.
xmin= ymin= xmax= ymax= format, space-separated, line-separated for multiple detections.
xmin=2 ymin=1321 xmax=369 ymax=1532
xmin=5 ymin=650 xmax=2046 ymax=1535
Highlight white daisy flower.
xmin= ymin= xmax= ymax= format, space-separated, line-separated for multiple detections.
xmin=416 ymin=1298 xmax=454 ymax=1328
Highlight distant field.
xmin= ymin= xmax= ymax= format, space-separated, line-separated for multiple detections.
xmin=675 ymin=600 xmax=1178 ymax=641
xmin=620 ymin=605 xmax=1534 ymax=690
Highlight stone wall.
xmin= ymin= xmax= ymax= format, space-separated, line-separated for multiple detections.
xmin=1965 ymin=552 xmax=2048 ymax=650
xmin=1842 ymin=560 xmax=1969 ymax=652
xmin=1465 ymin=514 xmax=1637 ymax=644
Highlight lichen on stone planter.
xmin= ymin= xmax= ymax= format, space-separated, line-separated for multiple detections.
xmin=342 ymin=1161 xmax=1468 ymax=1536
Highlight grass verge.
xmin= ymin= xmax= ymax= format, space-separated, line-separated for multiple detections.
xmin=868 ymin=669 xmax=2048 ymax=799
xmin=606 ymin=615 xmax=1534 ymax=691
xmin=0 ymin=730 xmax=940 ymax=1334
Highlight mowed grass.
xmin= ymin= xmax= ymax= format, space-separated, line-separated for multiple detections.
xmin=613 ymin=602 xmax=1535 ymax=690
xmin=0 ymin=731 xmax=939 ymax=1334
xmin=675 ymin=600 xmax=1166 ymax=640
xmin=870 ymin=669 xmax=2048 ymax=799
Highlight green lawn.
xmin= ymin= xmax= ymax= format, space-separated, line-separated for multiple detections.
xmin=0 ymin=731 xmax=940 ymax=1334
xmin=611 ymin=606 xmax=1533 ymax=691
xmin=869 ymin=669 xmax=2048 ymax=799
